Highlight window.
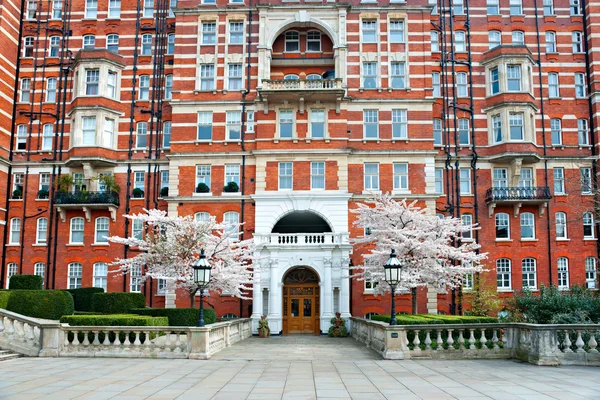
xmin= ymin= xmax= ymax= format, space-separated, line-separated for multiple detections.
xmin=85 ymin=69 xmax=99 ymax=95
xmin=169 ymin=0 xmax=176 ymax=16
xmin=52 ymin=0 xmax=62 ymax=18
xmin=509 ymin=113 xmax=524 ymax=141
xmin=20 ymin=78 xmax=31 ymax=103
xmin=558 ymin=257 xmax=569 ymax=289
xmin=49 ymin=36 xmax=60 ymax=57
xmin=364 ymin=312 xmax=380 ymax=319
xmin=284 ymin=74 xmax=299 ymax=81
xmin=285 ymin=31 xmax=299 ymax=52
xmin=364 ymin=163 xmax=379 ymax=191
xmin=554 ymin=168 xmax=565 ymax=194
xmin=246 ymin=111 xmax=255 ymax=133
xmin=165 ymin=74 xmax=173 ymax=99
xmin=572 ymin=31 xmax=583 ymax=53
xmin=85 ymin=0 xmax=97 ymax=18
xmin=82 ymin=116 xmax=96 ymax=145
xmin=279 ymin=162 xmax=293 ymax=190
xmin=307 ymin=31 xmax=321 ymax=52
xmin=9 ymin=218 xmax=20 ymax=244
xmin=390 ymin=20 xmax=405 ymax=43
xmin=83 ymin=35 xmax=95 ymax=49
xmin=496 ymin=213 xmax=510 ymax=239
xmin=202 ymin=22 xmax=216 ymax=45
xmin=225 ymin=164 xmax=240 ymax=186
xmin=570 ymin=0 xmax=582 ymax=15
xmin=95 ymin=217 xmax=109 ymax=243
xmin=136 ymin=122 xmax=147 ymax=148
xmin=463 ymin=272 xmax=474 ymax=290
xmin=455 ymin=31 xmax=465 ymax=52
xmin=493 ymin=168 xmax=508 ymax=188
xmin=13 ymin=173 xmax=24 ymax=194
xmin=364 ymin=110 xmax=379 ymax=139
xmin=139 ymin=75 xmax=150 ymax=100
xmin=310 ymin=110 xmax=325 ymax=138
xmin=458 ymin=118 xmax=469 ymax=145
xmin=199 ymin=64 xmax=215 ymax=91
xmin=431 ymin=31 xmax=439 ymax=52
xmin=364 ymin=280 xmax=379 ymax=292
xmin=581 ymin=167 xmax=592 ymax=194
xmin=23 ymin=37 xmax=34 ymax=58
xmin=311 ymin=162 xmax=325 ymax=190
xmin=548 ymin=72 xmax=559 ymax=98
xmin=363 ymin=62 xmax=377 ymax=89
xmin=433 ymin=119 xmax=442 ymax=145
xmin=550 ymin=119 xmax=562 ymax=145
xmin=543 ymin=0 xmax=553 ymax=15
xmin=26 ymin=0 xmax=37 ymax=18
xmin=130 ymin=266 xmax=142 ymax=292
xmin=510 ymin=0 xmax=522 ymax=14
xmin=492 ymin=114 xmax=502 ymax=143
xmin=392 ymin=110 xmax=407 ymax=139
xmin=223 ymin=211 xmax=239 ymax=239
xmin=456 ymin=72 xmax=467 ymax=98
xmin=575 ymin=73 xmax=586 ymax=98
xmin=229 ymin=22 xmax=243 ymax=44
xmin=228 ymin=64 xmax=242 ymax=90
xmin=462 ymin=214 xmax=473 ymax=240
xmin=195 ymin=212 xmax=210 ymax=222
xmin=393 ymin=163 xmax=409 ymax=191
xmin=160 ymin=170 xmax=169 ymax=194
xmin=512 ymin=31 xmax=525 ymax=45
xmin=497 ymin=259 xmax=512 ymax=290
xmin=519 ymin=168 xmax=533 ymax=188
xmin=40 ymin=124 xmax=53 ymax=151
xmin=520 ymin=212 xmax=535 ymax=239
xmin=362 ymin=20 xmax=377 ymax=43
xmin=102 ymin=119 xmax=114 ymax=147
xmin=157 ymin=279 xmax=167 ymax=295
xmin=390 ymin=62 xmax=405 ymax=89
xmin=44 ymin=78 xmax=57 ymax=103
xmin=435 ymin=168 xmax=443 ymax=194
xmin=67 ymin=263 xmax=82 ymax=289
xmin=459 ymin=169 xmax=471 ymax=194
xmin=132 ymin=219 xmax=143 ymax=240
xmin=578 ymin=119 xmax=589 ymax=145
xmin=522 ymin=258 xmax=537 ymax=289
xmin=107 ymin=34 xmax=119 ymax=53
xmin=39 ymin=173 xmax=50 ymax=192
xmin=142 ymin=0 xmax=153 ymax=17
xmin=586 ymin=257 xmax=596 ymax=288
xmin=108 ymin=0 xmax=120 ymax=17
xmin=546 ymin=31 xmax=556 ymax=52
xmin=432 ymin=72 xmax=440 ymax=97
xmin=197 ymin=112 xmax=212 ymax=140
xmin=583 ymin=212 xmax=595 ymax=238
xmin=162 ymin=121 xmax=171 ymax=148
xmin=490 ymin=67 xmax=499 ymax=95
xmin=226 ymin=111 xmax=242 ymax=141
xmin=453 ymin=0 xmax=464 ymax=14
xmin=196 ymin=165 xmax=211 ymax=190
xmin=507 ymin=65 xmax=521 ymax=91
xmin=93 ymin=263 xmax=108 ymax=290
xmin=556 ymin=212 xmax=567 ymax=239
xmin=35 ymin=263 xmax=45 ymax=279
xmin=167 ymin=33 xmax=175 ymax=54
xmin=70 ymin=217 xmax=85 ymax=244
xmin=107 ymin=71 xmax=117 ymax=99
xmin=16 ymin=125 xmax=27 ymax=150
xmin=489 ymin=31 xmax=501 ymax=49
xmin=5 ymin=263 xmax=17 ymax=289
xmin=141 ymin=34 xmax=152 ymax=55
xmin=487 ymin=0 xmax=499 ymax=14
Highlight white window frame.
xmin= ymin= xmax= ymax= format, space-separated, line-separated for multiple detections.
xmin=554 ymin=168 xmax=565 ymax=195
xmin=460 ymin=169 xmax=471 ymax=195
xmin=108 ymin=0 xmax=120 ymax=18
xmin=520 ymin=212 xmax=535 ymax=239
xmin=581 ymin=167 xmax=592 ymax=194
xmin=35 ymin=262 xmax=45 ymax=279
xmin=70 ymin=217 xmax=85 ymax=244
xmin=392 ymin=110 xmax=407 ymax=139
xmin=585 ymin=257 xmax=596 ymax=288
xmin=197 ymin=111 xmax=213 ymax=140
xmin=95 ymin=217 xmax=109 ymax=244
xmin=572 ymin=31 xmax=584 ymax=53
xmin=85 ymin=0 xmax=98 ymax=19
xmin=278 ymin=162 xmax=293 ymax=190
xmin=199 ymin=64 xmax=215 ymax=91
xmin=462 ymin=213 xmax=473 ymax=240
xmin=6 ymin=263 xmax=17 ymax=289
xmin=556 ymin=212 xmax=567 ymax=239
xmin=548 ymin=72 xmax=559 ymax=98
xmin=68 ymin=263 xmax=82 ymax=289
xmin=93 ymin=262 xmax=108 ymax=290
xmin=497 ymin=258 xmax=512 ymax=291
xmin=551 ymin=118 xmax=562 ymax=145
xmin=139 ymin=75 xmax=150 ymax=100
xmin=364 ymin=163 xmax=380 ymax=191
xmin=575 ymin=73 xmax=586 ymax=98
xmin=512 ymin=30 xmax=524 ymax=45
xmin=229 ymin=21 xmax=244 ymax=44
xmin=363 ymin=110 xmax=379 ymax=139
xmin=393 ymin=163 xmax=409 ymax=191
xmin=226 ymin=111 xmax=242 ymax=141
xmin=390 ymin=62 xmax=406 ymax=89
xmin=225 ymin=164 xmax=240 ymax=186
xmin=130 ymin=265 xmax=142 ymax=292
xmin=307 ymin=30 xmax=321 ymax=52
xmin=578 ymin=119 xmax=589 ymax=145
xmin=36 ymin=217 xmax=48 ymax=244
xmin=362 ymin=20 xmax=377 ymax=43
xmin=9 ymin=218 xmax=21 ymax=244
xmin=285 ymin=31 xmax=299 ymax=52
xmin=310 ymin=162 xmax=325 ymax=190
xmin=510 ymin=0 xmax=522 ymax=14
xmin=495 ymin=213 xmax=510 ymax=239
xmin=583 ymin=212 xmax=595 ymax=239
xmin=557 ymin=257 xmax=569 ymax=290
xmin=435 ymin=168 xmax=443 ymax=194
xmin=522 ymin=258 xmax=537 ymax=289
xmin=546 ymin=31 xmax=557 ymax=53
xmin=489 ymin=31 xmax=501 ymax=49
xmin=196 ymin=165 xmax=211 ymax=191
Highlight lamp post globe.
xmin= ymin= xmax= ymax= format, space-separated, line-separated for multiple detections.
xmin=192 ymin=249 xmax=212 ymax=327
xmin=383 ymin=249 xmax=403 ymax=326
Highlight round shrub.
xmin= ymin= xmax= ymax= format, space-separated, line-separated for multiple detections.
xmin=131 ymin=308 xmax=216 ymax=326
xmin=9 ymin=275 xmax=43 ymax=290
xmin=6 ymin=290 xmax=74 ymax=320
xmin=196 ymin=183 xmax=210 ymax=193
xmin=160 ymin=186 xmax=169 ymax=197
xmin=223 ymin=181 xmax=239 ymax=193
xmin=91 ymin=292 xmax=146 ymax=314
xmin=67 ymin=287 xmax=105 ymax=312
xmin=132 ymin=188 xmax=144 ymax=198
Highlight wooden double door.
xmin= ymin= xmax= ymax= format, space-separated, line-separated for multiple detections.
xmin=282 ymin=284 xmax=320 ymax=335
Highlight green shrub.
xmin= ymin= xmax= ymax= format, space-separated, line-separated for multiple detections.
xmin=132 ymin=188 xmax=144 ymax=198
xmin=60 ymin=314 xmax=168 ymax=344
xmin=370 ymin=315 xmax=434 ymax=324
xmin=369 ymin=314 xmax=497 ymax=325
xmin=6 ymin=290 xmax=73 ymax=320
xmin=91 ymin=292 xmax=146 ymax=314
xmin=0 ymin=291 xmax=10 ymax=309
xmin=131 ymin=308 xmax=216 ymax=326
xmin=8 ymin=275 xmax=43 ymax=290
xmin=196 ymin=183 xmax=210 ymax=193
xmin=67 ymin=287 xmax=105 ymax=312
xmin=37 ymin=189 xmax=49 ymax=199
xmin=160 ymin=186 xmax=169 ymax=197
xmin=223 ymin=181 xmax=239 ymax=193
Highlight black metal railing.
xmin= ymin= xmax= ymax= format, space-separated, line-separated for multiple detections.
xmin=485 ymin=186 xmax=552 ymax=203
xmin=55 ymin=191 xmax=120 ymax=206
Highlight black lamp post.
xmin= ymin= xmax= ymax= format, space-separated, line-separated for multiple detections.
xmin=383 ymin=249 xmax=403 ymax=326
xmin=192 ymin=249 xmax=212 ymax=327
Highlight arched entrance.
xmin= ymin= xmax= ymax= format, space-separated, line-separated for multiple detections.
xmin=282 ymin=267 xmax=320 ymax=335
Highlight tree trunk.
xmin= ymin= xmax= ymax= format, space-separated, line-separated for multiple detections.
xmin=189 ymin=288 xmax=198 ymax=308
xmin=411 ymin=287 xmax=418 ymax=315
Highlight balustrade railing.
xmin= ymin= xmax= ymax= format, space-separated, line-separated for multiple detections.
xmin=55 ymin=191 xmax=120 ymax=206
xmin=255 ymin=232 xmax=350 ymax=246
xmin=485 ymin=186 xmax=552 ymax=203
xmin=261 ymin=78 xmax=343 ymax=91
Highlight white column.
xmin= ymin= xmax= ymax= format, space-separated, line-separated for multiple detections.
xmin=340 ymin=261 xmax=351 ymax=318
xmin=268 ymin=258 xmax=281 ymax=333
xmin=251 ymin=268 xmax=262 ymax=318
xmin=323 ymin=259 xmax=333 ymax=319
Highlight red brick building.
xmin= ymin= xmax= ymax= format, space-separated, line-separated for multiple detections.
xmin=1 ymin=0 xmax=598 ymax=334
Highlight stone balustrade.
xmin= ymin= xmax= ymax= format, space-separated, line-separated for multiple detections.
xmin=254 ymin=232 xmax=350 ymax=247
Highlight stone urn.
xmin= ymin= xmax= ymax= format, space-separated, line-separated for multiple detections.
xmin=258 ymin=315 xmax=270 ymax=338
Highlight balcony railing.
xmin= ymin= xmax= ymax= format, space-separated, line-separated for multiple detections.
xmin=485 ymin=186 xmax=552 ymax=203
xmin=261 ymin=78 xmax=343 ymax=91
xmin=55 ymin=191 xmax=120 ymax=206
xmin=254 ymin=232 xmax=350 ymax=247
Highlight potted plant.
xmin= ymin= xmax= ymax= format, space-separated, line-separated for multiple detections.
xmin=12 ymin=189 xmax=22 ymax=200
xmin=160 ymin=186 xmax=169 ymax=197
xmin=328 ymin=314 xmax=348 ymax=337
xmin=55 ymin=175 xmax=74 ymax=193
xmin=96 ymin=174 xmax=121 ymax=194
xmin=258 ymin=315 xmax=270 ymax=338
xmin=37 ymin=189 xmax=49 ymax=199
xmin=132 ymin=188 xmax=144 ymax=198
xmin=223 ymin=181 xmax=239 ymax=193
xmin=196 ymin=183 xmax=210 ymax=193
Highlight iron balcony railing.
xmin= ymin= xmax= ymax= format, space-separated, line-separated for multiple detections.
xmin=485 ymin=186 xmax=552 ymax=203
xmin=55 ymin=191 xmax=120 ymax=206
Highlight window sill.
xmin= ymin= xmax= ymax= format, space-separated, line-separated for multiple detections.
xmin=556 ymin=238 xmax=570 ymax=242
xmin=5 ymin=244 xmax=20 ymax=247
xmin=131 ymin=197 xmax=145 ymax=200
xmin=584 ymin=238 xmax=597 ymax=241
xmin=35 ymin=198 xmax=49 ymax=201
xmin=362 ymin=190 xmax=381 ymax=195
xmin=66 ymin=244 xmax=85 ymax=247
xmin=9 ymin=199 xmax=23 ymax=202
xmin=222 ymin=192 xmax=241 ymax=196
xmin=32 ymin=244 xmax=47 ymax=247
xmin=392 ymin=190 xmax=411 ymax=195
xmin=193 ymin=192 xmax=212 ymax=197
xmin=497 ymin=289 xmax=513 ymax=293
xmin=495 ymin=239 xmax=513 ymax=242
xmin=521 ymin=238 xmax=538 ymax=242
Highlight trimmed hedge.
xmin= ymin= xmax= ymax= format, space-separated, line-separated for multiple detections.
xmin=0 ymin=291 xmax=10 ymax=309
xmin=67 ymin=287 xmax=105 ymax=312
xmin=6 ymin=290 xmax=73 ymax=320
xmin=8 ymin=275 xmax=43 ymax=290
xmin=131 ymin=308 xmax=216 ymax=326
xmin=60 ymin=314 xmax=168 ymax=327
xmin=91 ymin=292 xmax=146 ymax=314
xmin=370 ymin=314 xmax=498 ymax=324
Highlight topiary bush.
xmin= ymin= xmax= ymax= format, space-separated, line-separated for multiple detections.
xmin=160 ymin=186 xmax=169 ymax=197
xmin=91 ymin=292 xmax=146 ymax=314
xmin=12 ymin=189 xmax=22 ymax=199
xmin=37 ymin=189 xmax=49 ymax=199
xmin=131 ymin=308 xmax=216 ymax=326
xmin=8 ymin=275 xmax=43 ymax=290
xmin=196 ymin=183 xmax=210 ymax=193
xmin=67 ymin=287 xmax=105 ymax=312
xmin=0 ymin=291 xmax=10 ymax=309
xmin=223 ymin=181 xmax=239 ymax=193
xmin=132 ymin=188 xmax=144 ymax=198
xmin=6 ymin=290 xmax=73 ymax=320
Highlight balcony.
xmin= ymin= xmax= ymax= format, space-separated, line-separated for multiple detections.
xmin=485 ymin=186 xmax=552 ymax=217
xmin=55 ymin=191 xmax=120 ymax=222
xmin=254 ymin=232 xmax=350 ymax=248
xmin=258 ymin=79 xmax=345 ymax=111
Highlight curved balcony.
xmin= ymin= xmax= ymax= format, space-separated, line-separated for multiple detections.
xmin=55 ymin=191 xmax=120 ymax=222
xmin=254 ymin=232 xmax=350 ymax=248
xmin=485 ymin=186 xmax=552 ymax=218
xmin=258 ymin=78 xmax=345 ymax=111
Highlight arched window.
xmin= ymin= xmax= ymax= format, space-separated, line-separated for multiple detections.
xmin=223 ymin=211 xmax=239 ymax=239
xmin=307 ymin=30 xmax=321 ymax=52
xmin=70 ymin=217 xmax=85 ymax=244
xmin=512 ymin=30 xmax=524 ymax=45
xmin=461 ymin=213 xmax=473 ymax=240
xmin=83 ymin=35 xmax=95 ymax=49
xmin=141 ymin=33 xmax=152 ymax=55
xmin=139 ymin=75 xmax=150 ymax=100
xmin=557 ymin=257 xmax=569 ymax=289
xmin=555 ymin=212 xmax=567 ymax=239
xmin=495 ymin=213 xmax=509 ymax=239
xmin=520 ymin=212 xmax=535 ymax=239
xmin=306 ymin=74 xmax=322 ymax=80
xmin=496 ymin=258 xmax=511 ymax=290
xmin=68 ymin=262 xmax=82 ymax=289
xmin=364 ymin=312 xmax=380 ymax=320
xmin=522 ymin=258 xmax=536 ymax=289
xmin=221 ymin=313 xmax=238 ymax=319
xmin=195 ymin=212 xmax=210 ymax=222
xmin=454 ymin=31 xmax=466 ymax=52
xmin=285 ymin=31 xmax=299 ymax=52
xmin=6 ymin=263 xmax=18 ymax=288
xmin=284 ymin=74 xmax=299 ymax=80
xmin=36 ymin=217 xmax=48 ymax=244
xmin=489 ymin=30 xmax=501 ymax=49
xmin=10 ymin=218 xmax=21 ymax=244
xmin=585 ymin=257 xmax=597 ymax=288
xmin=95 ymin=217 xmax=109 ymax=243
xmin=34 ymin=262 xmax=45 ymax=279
xmin=93 ymin=262 xmax=108 ymax=290
xmin=583 ymin=212 xmax=595 ymax=239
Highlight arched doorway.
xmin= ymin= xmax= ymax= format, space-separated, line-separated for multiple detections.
xmin=282 ymin=267 xmax=320 ymax=335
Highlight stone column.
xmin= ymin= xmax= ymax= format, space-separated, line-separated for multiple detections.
xmin=323 ymin=258 xmax=333 ymax=319
xmin=268 ymin=258 xmax=281 ymax=333
xmin=251 ymin=267 xmax=262 ymax=334
xmin=340 ymin=260 xmax=351 ymax=318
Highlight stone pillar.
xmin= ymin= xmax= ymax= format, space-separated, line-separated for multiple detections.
xmin=251 ymin=267 xmax=262 ymax=334
xmin=38 ymin=324 xmax=64 ymax=357
xmin=323 ymin=258 xmax=333 ymax=318
xmin=340 ymin=262 xmax=351 ymax=318
xmin=268 ymin=258 xmax=281 ymax=333
xmin=188 ymin=327 xmax=210 ymax=360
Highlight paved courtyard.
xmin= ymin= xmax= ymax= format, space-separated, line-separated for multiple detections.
xmin=1 ymin=337 xmax=599 ymax=400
